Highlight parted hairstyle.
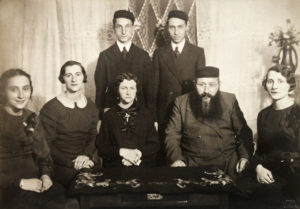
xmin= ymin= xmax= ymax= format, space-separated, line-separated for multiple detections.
xmin=0 ymin=68 xmax=33 ymax=105
xmin=262 ymin=64 xmax=296 ymax=92
xmin=114 ymin=72 xmax=140 ymax=96
xmin=58 ymin=60 xmax=87 ymax=83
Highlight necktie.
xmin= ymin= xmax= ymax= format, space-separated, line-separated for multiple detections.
xmin=174 ymin=46 xmax=180 ymax=58
xmin=122 ymin=46 xmax=127 ymax=60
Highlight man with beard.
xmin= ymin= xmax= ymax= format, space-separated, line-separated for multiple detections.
xmin=165 ymin=66 xmax=254 ymax=178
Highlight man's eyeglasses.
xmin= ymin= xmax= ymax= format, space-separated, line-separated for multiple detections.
xmin=196 ymin=82 xmax=218 ymax=88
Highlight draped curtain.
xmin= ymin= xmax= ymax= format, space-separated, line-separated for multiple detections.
xmin=1 ymin=0 xmax=300 ymax=134
xmin=0 ymin=0 xmax=128 ymax=112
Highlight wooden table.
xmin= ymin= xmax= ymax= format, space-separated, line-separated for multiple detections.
xmin=69 ymin=167 xmax=235 ymax=209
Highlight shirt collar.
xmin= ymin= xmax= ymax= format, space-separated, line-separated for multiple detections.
xmin=117 ymin=40 xmax=132 ymax=52
xmin=57 ymin=93 xmax=87 ymax=109
xmin=171 ymin=39 xmax=186 ymax=53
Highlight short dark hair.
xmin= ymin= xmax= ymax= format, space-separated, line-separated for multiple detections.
xmin=58 ymin=60 xmax=87 ymax=83
xmin=114 ymin=72 xmax=140 ymax=96
xmin=0 ymin=68 xmax=33 ymax=105
xmin=262 ymin=64 xmax=296 ymax=92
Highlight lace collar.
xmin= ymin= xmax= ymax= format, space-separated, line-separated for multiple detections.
xmin=57 ymin=93 xmax=87 ymax=109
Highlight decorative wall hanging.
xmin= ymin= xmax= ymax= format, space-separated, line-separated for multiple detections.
xmin=129 ymin=0 xmax=197 ymax=57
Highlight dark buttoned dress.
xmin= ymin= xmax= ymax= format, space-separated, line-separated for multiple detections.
xmin=96 ymin=104 xmax=160 ymax=167
xmin=40 ymin=98 xmax=98 ymax=187
xmin=246 ymin=104 xmax=300 ymax=203
xmin=0 ymin=107 xmax=77 ymax=209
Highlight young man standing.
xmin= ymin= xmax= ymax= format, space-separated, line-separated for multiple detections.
xmin=153 ymin=10 xmax=206 ymax=161
xmin=95 ymin=10 xmax=154 ymax=120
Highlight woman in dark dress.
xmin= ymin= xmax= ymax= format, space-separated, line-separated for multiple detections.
xmin=254 ymin=64 xmax=300 ymax=204
xmin=39 ymin=61 xmax=98 ymax=187
xmin=237 ymin=64 xmax=300 ymax=208
xmin=0 ymin=69 xmax=79 ymax=209
xmin=96 ymin=72 xmax=160 ymax=167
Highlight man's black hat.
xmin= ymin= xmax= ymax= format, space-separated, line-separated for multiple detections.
xmin=196 ymin=66 xmax=219 ymax=78
xmin=113 ymin=10 xmax=135 ymax=23
xmin=167 ymin=10 xmax=188 ymax=22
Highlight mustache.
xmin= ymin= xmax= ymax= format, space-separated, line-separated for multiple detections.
xmin=200 ymin=92 xmax=214 ymax=98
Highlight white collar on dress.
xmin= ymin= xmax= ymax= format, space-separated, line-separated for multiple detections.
xmin=56 ymin=93 xmax=87 ymax=109
xmin=171 ymin=39 xmax=186 ymax=53
xmin=117 ymin=40 xmax=132 ymax=52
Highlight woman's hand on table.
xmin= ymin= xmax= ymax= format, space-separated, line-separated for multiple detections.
xmin=236 ymin=158 xmax=249 ymax=173
xmin=19 ymin=178 xmax=43 ymax=193
xmin=82 ymin=160 xmax=95 ymax=169
xmin=120 ymin=148 xmax=142 ymax=166
xmin=122 ymin=158 xmax=134 ymax=166
xmin=40 ymin=174 xmax=53 ymax=191
xmin=73 ymin=155 xmax=92 ymax=170
xmin=256 ymin=164 xmax=275 ymax=184
xmin=171 ymin=160 xmax=186 ymax=167
xmin=122 ymin=158 xmax=141 ymax=166
xmin=154 ymin=122 xmax=158 ymax=132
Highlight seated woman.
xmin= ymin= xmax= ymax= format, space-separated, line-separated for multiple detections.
xmin=254 ymin=64 xmax=300 ymax=204
xmin=238 ymin=64 xmax=300 ymax=207
xmin=0 ymin=69 xmax=78 ymax=209
xmin=40 ymin=60 xmax=98 ymax=187
xmin=96 ymin=72 xmax=160 ymax=167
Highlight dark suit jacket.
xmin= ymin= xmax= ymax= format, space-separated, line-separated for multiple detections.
xmin=165 ymin=91 xmax=254 ymax=177
xmin=152 ymin=42 xmax=205 ymax=125
xmin=94 ymin=43 xmax=154 ymax=119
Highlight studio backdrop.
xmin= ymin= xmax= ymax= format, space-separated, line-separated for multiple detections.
xmin=0 ymin=0 xmax=300 ymax=134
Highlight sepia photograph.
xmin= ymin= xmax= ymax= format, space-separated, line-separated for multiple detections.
xmin=0 ymin=0 xmax=299 ymax=208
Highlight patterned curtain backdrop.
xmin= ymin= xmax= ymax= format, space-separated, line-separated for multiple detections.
xmin=128 ymin=0 xmax=197 ymax=56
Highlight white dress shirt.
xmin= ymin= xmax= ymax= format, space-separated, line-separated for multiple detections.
xmin=171 ymin=39 xmax=186 ymax=53
xmin=117 ymin=40 xmax=132 ymax=52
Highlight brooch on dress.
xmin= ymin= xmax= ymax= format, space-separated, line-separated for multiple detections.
xmin=117 ymin=106 xmax=137 ymax=134
xmin=23 ymin=113 xmax=38 ymax=137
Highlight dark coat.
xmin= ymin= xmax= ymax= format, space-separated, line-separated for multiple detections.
xmin=165 ymin=91 xmax=254 ymax=177
xmin=96 ymin=104 xmax=160 ymax=168
xmin=94 ymin=43 xmax=154 ymax=119
xmin=152 ymin=42 xmax=205 ymax=125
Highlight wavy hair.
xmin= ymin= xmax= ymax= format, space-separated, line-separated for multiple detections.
xmin=262 ymin=64 xmax=296 ymax=92
xmin=58 ymin=60 xmax=87 ymax=83
xmin=114 ymin=72 xmax=140 ymax=96
xmin=0 ymin=69 xmax=33 ymax=105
